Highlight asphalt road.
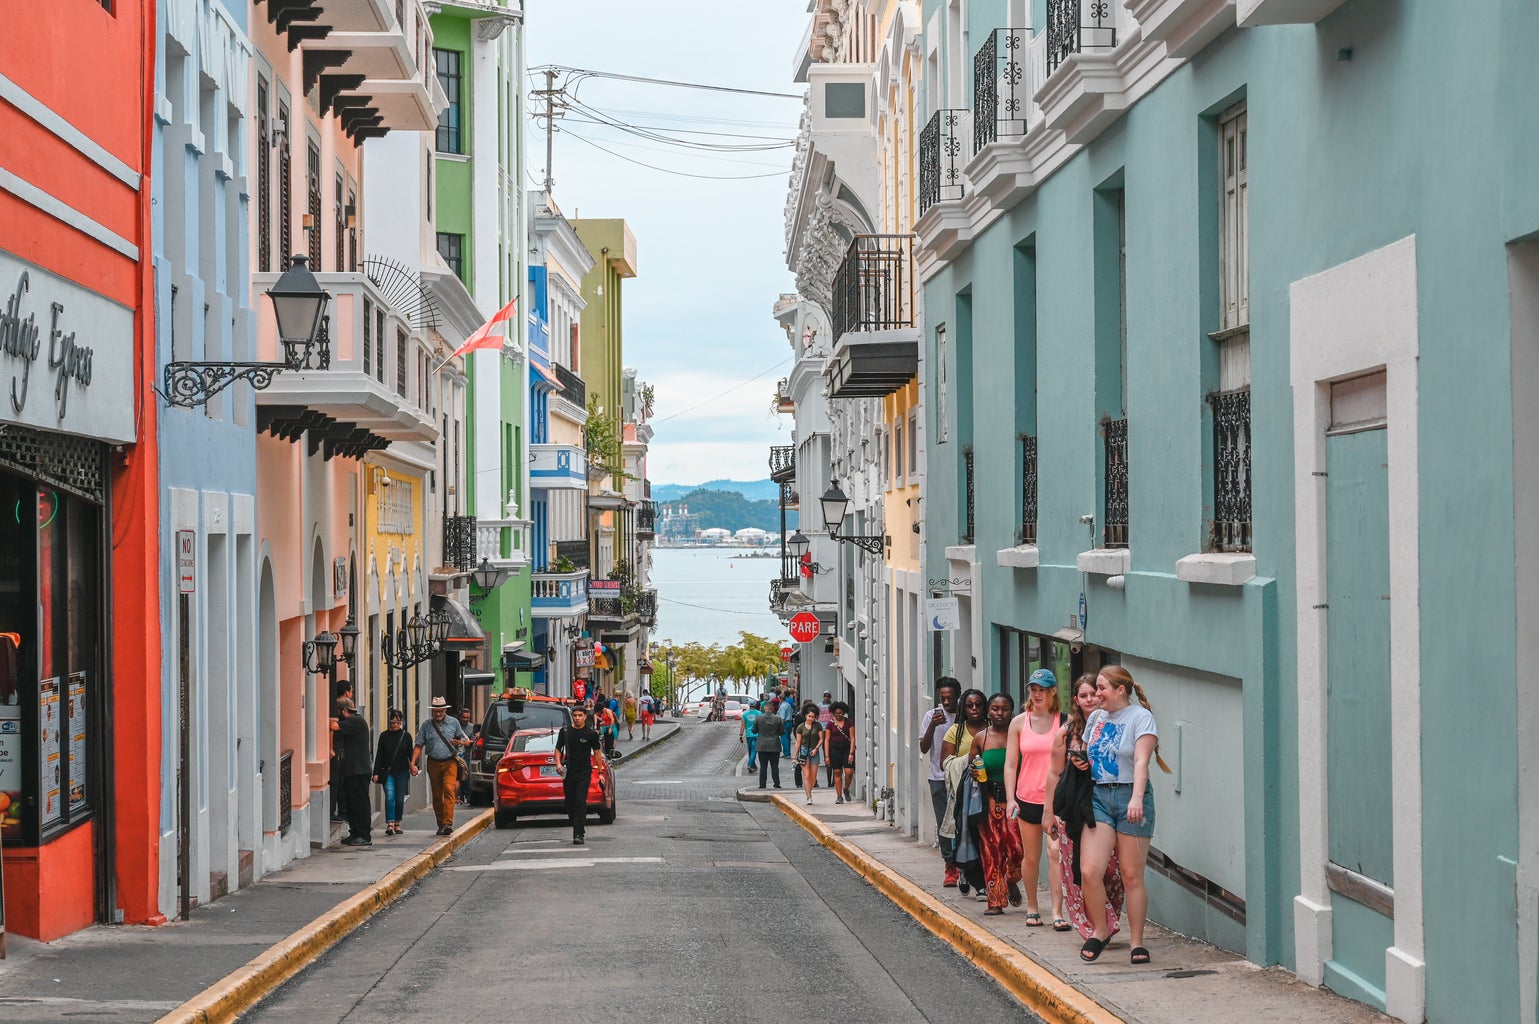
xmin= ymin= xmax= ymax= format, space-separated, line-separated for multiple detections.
xmin=245 ymin=720 xmax=1041 ymax=1024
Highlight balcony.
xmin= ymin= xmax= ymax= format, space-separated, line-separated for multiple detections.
xmin=962 ymin=445 xmax=976 ymax=545
xmin=829 ymin=235 xmax=920 ymax=400
xmin=1036 ymin=0 xmax=1142 ymax=146
xmin=919 ymin=109 xmax=970 ymax=215
xmin=530 ymin=443 xmax=588 ymax=490
xmin=775 ymin=377 xmax=794 ymax=413
xmin=443 ymin=514 xmax=477 ymax=573
xmin=1103 ymin=417 xmax=1129 ymax=548
xmin=531 ymin=569 xmax=589 ymax=619
xmin=636 ymin=500 xmax=656 ymax=536
xmin=637 ymin=589 xmax=658 ymax=628
xmin=1128 ymin=0 xmax=1236 ymax=57
xmin=587 ymin=581 xmax=639 ymax=635
xmin=476 ymin=514 xmax=531 ymax=572
xmin=769 ymin=445 xmax=796 ymax=484
xmin=255 ymin=269 xmax=438 ymax=454
xmin=974 ymin=29 xmax=1031 ymax=151
xmin=554 ymin=362 xmax=586 ymax=411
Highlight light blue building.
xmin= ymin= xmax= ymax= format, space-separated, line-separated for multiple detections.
xmin=151 ymin=0 xmax=261 ymax=913
xmin=915 ymin=1 xmax=1539 ymax=1021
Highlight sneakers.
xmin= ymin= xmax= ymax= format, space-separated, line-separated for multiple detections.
xmin=340 ymin=836 xmax=371 ymax=847
xmin=573 ymin=835 xmax=585 ymax=846
xmin=836 ymin=794 xmax=845 ymax=804
xmin=943 ymin=865 xmax=960 ymax=888
xmin=958 ymin=878 xmax=971 ymax=896
xmin=806 ymin=797 xmax=813 ymax=805
xmin=437 ymin=825 xmax=453 ymax=837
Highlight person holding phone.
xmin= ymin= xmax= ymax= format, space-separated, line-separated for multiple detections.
xmin=1047 ymin=675 xmax=1125 ymax=940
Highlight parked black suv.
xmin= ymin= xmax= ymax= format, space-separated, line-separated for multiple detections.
xmin=466 ymin=691 xmax=572 ymax=803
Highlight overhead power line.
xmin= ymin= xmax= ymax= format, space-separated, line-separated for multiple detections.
xmin=530 ymin=64 xmax=803 ymax=99
xmin=562 ymin=129 xmax=790 ymax=182
xmin=652 ymin=358 xmax=794 ymax=425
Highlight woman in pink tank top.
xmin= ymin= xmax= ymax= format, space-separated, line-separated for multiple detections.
xmin=1005 ymin=668 xmax=1069 ymax=929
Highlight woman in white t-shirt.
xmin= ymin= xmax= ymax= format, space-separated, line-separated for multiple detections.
xmin=1077 ymin=666 xmax=1169 ymax=967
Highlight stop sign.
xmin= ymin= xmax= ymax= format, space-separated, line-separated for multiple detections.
xmin=789 ymin=612 xmax=820 ymax=644
xmin=780 ymin=646 xmax=793 ymax=661
xmin=574 ymin=679 xmax=587 ymax=700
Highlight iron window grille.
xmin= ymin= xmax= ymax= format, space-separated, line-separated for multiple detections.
xmin=348 ymin=189 xmax=358 ymax=271
xmin=334 ymin=174 xmax=345 ymax=272
xmin=974 ymin=28 xmax=1029 ymax=151
xmin=1208 ymin=388 xmax=1252 ymax=552
xmin=395 ymin=327 xmax=408 ymax=397
xmin=444 ymin=514 xmax=478 ymax=572
xmin=375 ymin=307 xmax=386 ymax=383
xmin=379 ymin=478 xmax=414 ymax=534
xmin=919 ymin=109 xmax=968 ymax=214
xmin=1020 ymin=433 xmax=1038 ymax=545
xmin=278 ymin=103 xmax=291 ymax=266
xmin=257 ymin=83 xmax=271 ymax=273
xmin=1047 ymin=0 xmax=1118 ymax=78
xmin=554 ymin=362 xmax=585 ymax=407
xmin=363 ymin=298 xmax=373 ymax=376
xmin=435 ymin=48 xmax=463 ymax=154
xmin=278 ymin=749 xmax=294 ymax=834
xmin=306 ymin=142 xmax=322 ymax=270
xmin=831 ymin=234 xmax=914 ymax=341
xmin=962 ymin=444 xmax=976 ymax=544
xmin=1102 ymin=418 xmax=1129 ymax=548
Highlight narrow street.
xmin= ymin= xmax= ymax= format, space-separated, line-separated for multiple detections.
xmin=242 ymin=721 xmax=1038 ymax=1023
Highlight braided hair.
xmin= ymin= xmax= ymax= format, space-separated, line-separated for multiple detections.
xmin=1098 ymin=667 xmax=1172 ymax=774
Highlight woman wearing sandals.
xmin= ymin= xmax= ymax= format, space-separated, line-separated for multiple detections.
xmin=972 ymin=692 xmax=1024 ymax=916
xmin=941 ymin=689 xmax=990 ymax=900
xmin=826 ymin=701 xmax=856 ymax=803
xmin=1005 ymin=669 xmax=1069 ymax=931
xmin=794 ymin=705 xmax=826 ymax=805
xmin=1077 ymin=667 xmax=1168 ymax=966
xmin=1048 ymin=675 xmax=1125 ymax=941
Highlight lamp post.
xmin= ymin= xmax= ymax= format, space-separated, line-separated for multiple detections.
xmin=301 ymin=629 xmax=340 ymax=677
xmin=820 ymin=484 xmax=888 ymax=556
xmin=470 ymin=557 xmax=511 ymax=604
xmin=164 ymin=254 xmax=334 ymax=407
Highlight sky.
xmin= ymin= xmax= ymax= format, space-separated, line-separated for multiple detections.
xmin=526 ymin=1 xmax=811 ymax=488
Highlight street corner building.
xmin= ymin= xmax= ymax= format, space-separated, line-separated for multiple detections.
xmin=0 ymin=0 xmax=161 ymax=939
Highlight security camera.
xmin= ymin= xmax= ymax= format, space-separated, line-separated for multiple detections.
xmin=1079 ymin=513 xmax=1094 ymax=525
xmin=379 ymin=474 xmax=392 ymax=487
xmin=1069 ymin=641 xmax=1083 ymax=654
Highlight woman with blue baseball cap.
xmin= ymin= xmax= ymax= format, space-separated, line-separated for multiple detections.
xmin=1006 ymin=668 xmax=1070 ymax=929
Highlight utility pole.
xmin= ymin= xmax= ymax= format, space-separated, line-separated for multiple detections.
xmin=531 ymin=68 xmax=562 ymax=197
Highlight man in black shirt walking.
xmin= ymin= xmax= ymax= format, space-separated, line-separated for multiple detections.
xmin=335 ymin=697 xmax=374 ymax=846
xmin=555 ymin=705 xmax=602 ymax=845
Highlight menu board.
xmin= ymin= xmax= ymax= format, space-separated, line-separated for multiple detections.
xmin=0 ymin=703 xmax=20 ymax=839
xmin=67 ymin=673 xmax=86 ymax=810
xmin=38 ymin=677 xmax=61 ymax=828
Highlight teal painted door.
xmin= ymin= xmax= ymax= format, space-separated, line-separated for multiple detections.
xmin=1324 ymin=425 xmax=1394 ymax=1008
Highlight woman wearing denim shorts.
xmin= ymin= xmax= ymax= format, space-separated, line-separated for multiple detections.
xmin=1076 ymin=667 xmax=1170 ymax=966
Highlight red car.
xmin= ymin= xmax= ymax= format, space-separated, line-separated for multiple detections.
xmin=493 ymin=728 xmax=616 ymax=829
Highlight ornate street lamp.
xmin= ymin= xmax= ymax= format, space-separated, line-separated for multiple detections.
xmin=336 ymin=614 xmax=361 ymax=666
xmin=471 ymin=556 xmax=511 ymax=595
xmin=163 ymin=254 xmax=333 ymax=408
xmin=820 ymin=484 xmax=888 ymax=556
xmin=787 ymin=530 xmax=832 ymax=576
xmin=301 ymin=629 xmax=340 ymax=677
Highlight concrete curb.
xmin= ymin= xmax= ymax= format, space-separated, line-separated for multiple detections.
xmin=771 ymin=795 xmax=1124 ymax=1024
xmin=151 ymin=809 xmax=493 ymax=1024
xmin=614 ymin=722 xmax=684 ymax=763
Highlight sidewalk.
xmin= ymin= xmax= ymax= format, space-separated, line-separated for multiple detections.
xmin=0 ymin=719 xmax=681 ymax=1024
xmin=768 ymin=794 xmax=1394 ymax=1024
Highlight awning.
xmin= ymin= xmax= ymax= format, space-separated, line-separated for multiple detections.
xmin=502 ymin=647 xmax=546 ymax=672
xmin=432 ymin=594 xmax=485 ymax=652
xmin=530 ymin=357 xmax=559 ymax=388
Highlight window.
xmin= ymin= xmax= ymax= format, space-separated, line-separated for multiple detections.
xmin=374 ymin=308 xmax=385 ymax=383
xmin=908 ymin=411 xmax=918 ymax=475
xmin=380 ymin=477 xmax=414 ymax=534
xmin=256 ymin=81 xmax=271 ymax=273
xmin=1210 ymin=103 xmax=1251 ymax=552
xmin=347 ymin=187 xmax=358 ymax=270
xmin=334 ymin=173 xmax=344 ymax=272
xmin=894 ymin=418 xmax=905 ymax=486
xmin=277 ymin=102 xmax=292 ymax=266
xmin=306 ymin=141 xmax=321 ymax=269
xmin=435 ymin=48 xmax=463 ymax=153
xmin=1219 ymin=105 xmax=1249 ymax=332
xmin=437 ymin=232 xmax=464 ymax=280
xmin=363 ymin=298 xmax=373 ymax=377
xmin=396 ymin=327 xmax=408 ymax=397
xmin=936 ymin=323 xmax=948 ymax=445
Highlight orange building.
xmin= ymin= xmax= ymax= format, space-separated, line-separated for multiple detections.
xmin=0 ymin=2 xmax=160 ymax=937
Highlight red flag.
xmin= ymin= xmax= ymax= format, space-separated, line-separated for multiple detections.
xmin=439 ymin=297 xmax=518 ymax=367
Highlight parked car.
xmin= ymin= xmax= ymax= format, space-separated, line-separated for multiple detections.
xmin=493 ymin=728 xmax=615 ymax=829
xmin=721 ymin=700 xmax=746 ymax=721
xmin=467 ymin=690 xmax=572 ymax=804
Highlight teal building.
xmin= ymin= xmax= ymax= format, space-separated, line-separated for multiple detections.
xmin=914 ymin=1 xmax=1539 ymax=1020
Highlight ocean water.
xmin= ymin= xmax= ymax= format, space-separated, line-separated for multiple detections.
xmin=649 ymin=547 xmax=789 ymax=649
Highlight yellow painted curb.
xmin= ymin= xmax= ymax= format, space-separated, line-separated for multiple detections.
xmin=773 ymin=796 xmax=1124 ymax=1024
xmin=153 ymin=809 xmax=493 ymax=1024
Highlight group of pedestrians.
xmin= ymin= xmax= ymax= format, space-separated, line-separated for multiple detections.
xmin=924 ymin=667 xmax=1167 ymax=966
xmin=739 ymin=689 xmax=857 ymax=804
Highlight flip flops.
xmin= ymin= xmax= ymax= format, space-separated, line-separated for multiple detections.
xmin=1131 ymin=946 xmax=1152 ymax=965
xmin=1024 ymin=911 xmax=1043 ymax=926
xmin=1053 ymin=918 xmax=1073 ymax=932
xmin=1080 ymin=937 xmax=1107 ymax=963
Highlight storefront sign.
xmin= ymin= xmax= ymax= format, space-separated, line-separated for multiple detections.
xmin=0 ymin=703 xmax=20 ymax=839
xmin=926 ymin=597 xmax=960 ymax=631
xmin=0 ymin=253 xmax=134 ymax=443
xmin=66 ymin=673 xmax=86 ymax=811
xmin=588 ymin=579 xmax=621 ymax=592
xmin=38 ymin=677 xmax=60 ymax=828
xmin=575 ymin=647 xmax=595 ymax=668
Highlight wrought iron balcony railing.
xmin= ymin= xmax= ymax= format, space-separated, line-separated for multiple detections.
xmin=555 ymin=539 xmax=589 ymax=570
xmin=444 ymin=514 xmax=477 ymax=573
xmin=1019 ymin=434 xmax=1038 ymax=545
xmin=1047 ymin=0 xmax=1119 ymax=78
xmin=1208 ymin=388 xmax=1252 ymax=552
xmin=963 ymin=445 xmax=976 ymax=545
xmin=636 ymin=500 xmax=657 ymax=535
xmin=780 ymin=482 xmax=800 ymax=510
xmin=831 ymin=234 xmax=916 ymax=342
xmin=1103 ymin=417 xmax=1129 ymax=548
xmin=769 ymin=444 xmax=796 ymax=483
xmin=637 ymin=589 xmax=658 ymax=627
xmin=554 ymin=362 xmax=586 ymax=408
xmin=974 ymin=28 xmax=1030 ymax=150
xmin=920 ymin=109 xmax=968 ymax=214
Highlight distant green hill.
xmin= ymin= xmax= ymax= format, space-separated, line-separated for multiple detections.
xmin=652 ymin=479 xmax=779 ymax=503
xmin=657 ymin=487 xmax=796 ymax=535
